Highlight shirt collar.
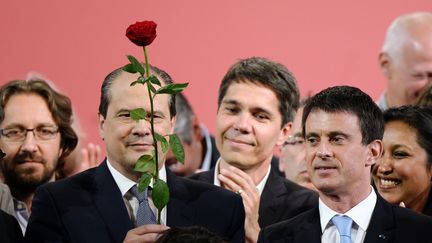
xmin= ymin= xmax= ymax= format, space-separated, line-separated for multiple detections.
xmin=377 ymin=92 xmax=388 ymax=111
xmin=107 ymin=158 xmax=167 ymax=197
xmin=213 ymin=158 xmax=271 ymax=196
xmin=200 ymin=125 xmax=213 ymax=171
xmin=319 ymin=186 xmax=377 ymax=232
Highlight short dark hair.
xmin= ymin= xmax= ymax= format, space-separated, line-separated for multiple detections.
xmin=217 ymin=57 xmax=300 ymax=126
xmin=99 ymin=64 xmax=176 ymax=118
xmin=302 ymin=86 xmax=384 ymax=145
xmin=155 ymin=226 xmax=227 ymax=243
xmin=383 ymin=105 xmax=432 ymax=167
xmin=0 ymin=79 xmax=78 ymax=169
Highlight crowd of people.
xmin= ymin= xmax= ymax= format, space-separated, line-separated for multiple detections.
xmin=0 ymin=11 xmax=432 ymax=243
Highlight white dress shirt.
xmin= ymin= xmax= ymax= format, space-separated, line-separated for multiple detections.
xmin=107 ymin=159 xmax=167 ymax=225
xmin=320 ymin=186 xmax=377 ymax=243
xmin=212 ymin=159 xmax=271 ymax=196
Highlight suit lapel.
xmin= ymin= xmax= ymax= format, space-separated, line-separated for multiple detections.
xmin=292 ymin=207 xmax=321 ymax=243
xmin=166 ymin=169 xmax=194 ymax=226
xmin=364 ymin=196 xmax=395 ymax=243
xmin=93 ymin=161 xmax=133 ymax=243
xmin=259 ymin=169 xmax=285 ymax=226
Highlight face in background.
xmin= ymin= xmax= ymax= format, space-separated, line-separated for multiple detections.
xmin=372 ymin=121 xmax=432 ymax=209
xmin=0 ymin=93 xmax=61 ymax=193
xmin=380 ymin=34 xmax=432 ymax=107
xmin=166 ymin=124 xmax=203 ymax=176
xmin=99 ymin=71 xmax=175 ymax=181
xmin=304 ymin=110 xmax=376 ymax=196
xmin=280 ymin=107 xmax=316 ymax=190
xmin=216 ymin=81 xmax=289 ymax=170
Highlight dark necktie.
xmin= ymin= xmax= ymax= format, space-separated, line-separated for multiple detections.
xmin=130 ymin=185 xmax=156 ymax=226
xmin=331 ymin=215 xmax=353 ymax=243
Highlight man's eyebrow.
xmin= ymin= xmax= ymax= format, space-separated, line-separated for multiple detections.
xmin=222 ymin=99 xmax=239 ymax=106
xmin=115 ymin=108 xmax=131 ymax=114
xmin=305 ymin=132 xmax=319 ymax=138
xmin=328 ymin=131 xmax=350 ymax=139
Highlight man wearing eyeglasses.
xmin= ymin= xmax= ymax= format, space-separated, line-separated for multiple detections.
xmin=279 ymin=101 xmax=316 ymax=191
xmin=0 ymin=79 xmax=77 ymax=234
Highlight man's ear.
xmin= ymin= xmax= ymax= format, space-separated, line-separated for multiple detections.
xmin=366 ymin=139 xmax=383 ymax=166
xmin=379 ymin=52 xmax=392 ymax=80
xmin=276 ymin=122 xmax=292 ymax=146
xmin=170 ymin=116 xmax=176 ymax=134
xmin=191 ymin=116 xmax=202 ymax=141
xmin=98 ymin=114 xmax=105 ymax=140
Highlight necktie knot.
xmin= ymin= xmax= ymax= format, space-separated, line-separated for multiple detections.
xmin=130 ymin=185 xmax=148 ymax=203
xmin=331 ymin=215 xmax=353 ymax=243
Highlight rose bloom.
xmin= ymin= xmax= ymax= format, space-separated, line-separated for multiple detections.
xmin=126 ymin=21 xmax=157 ymax=47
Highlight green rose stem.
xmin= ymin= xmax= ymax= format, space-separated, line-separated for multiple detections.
xmin=143 ymin=46 xmax=162 ymax=224
xmin=143 ymin=46 xmax=159 ymax=180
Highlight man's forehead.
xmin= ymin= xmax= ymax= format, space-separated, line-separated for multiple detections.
xmin=305 ymin=110 xmax=360 ymax=131
xmin=2 ymin=93 xmax=56 ymax=126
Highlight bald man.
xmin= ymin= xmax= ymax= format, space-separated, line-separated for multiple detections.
xmin=378 ymin=12 xmax=432 ymax=110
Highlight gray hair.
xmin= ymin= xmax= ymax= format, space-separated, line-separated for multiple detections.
xmin=173 ymin=93 xmax=195 ymax=145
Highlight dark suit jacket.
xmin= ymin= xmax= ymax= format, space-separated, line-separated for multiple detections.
xmin=190 ymin=167 xmax=318 ymax=227
xmin=0 ymin=209 xmax=22 ymax=243
xmin=258 ymin=195 xmax=432 ymax=243
xmin=25 ymin=161 xmax=245 ymax=243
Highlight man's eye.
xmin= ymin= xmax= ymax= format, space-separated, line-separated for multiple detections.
xmin=255 ymin=114 xmax=269 ymax=120
xmin=119 ymin=113 xmax=131 ymax=118
xmin=331 ymin=136 xmax=344 ymax=144
xmin=306 ymin=137 xmax=318 ymax=145
xmin=4 ymin=129 xmax=20 ymax=136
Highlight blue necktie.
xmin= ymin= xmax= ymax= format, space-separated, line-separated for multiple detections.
xmin=130 ymin=185 xmax=156 ymax=226
xmin=331 ymin=215 xmax=353 ymax=243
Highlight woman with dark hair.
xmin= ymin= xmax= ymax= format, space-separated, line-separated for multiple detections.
xmin=372 ymin=105 xmax=432 ymax=215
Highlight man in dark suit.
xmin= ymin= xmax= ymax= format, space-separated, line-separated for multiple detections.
xmin=25 ymin=65 xmax=245 ymax=242
xmin=258 ymin=86 xmax=432 ymax=243
xmin=190 ymin=57 xmax=317 ymax=243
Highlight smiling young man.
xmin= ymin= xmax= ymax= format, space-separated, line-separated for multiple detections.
xmin=258 ymin=86 xmax=432 ymax=243
xmin=25 ymin=65 xmax=245 ymax=243
xmin=191 ymin=57 xmax=317 ymax=243
xmin=0 ymin=80 xmax=77 ymax=234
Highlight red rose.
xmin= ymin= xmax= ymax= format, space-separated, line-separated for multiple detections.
xmin=126 ymin=21 xmax=157 ymax=47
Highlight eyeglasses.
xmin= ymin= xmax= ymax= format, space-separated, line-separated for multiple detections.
xmin=282 ymin=135 xmax=305 ymax=147
xmin=0 ymin=126 xmax=59 ymax=142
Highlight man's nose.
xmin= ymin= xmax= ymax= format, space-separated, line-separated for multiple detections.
xmin=20 ymin=131 xmax=38 ymax=153
xmin=233 ymin=113 xmax=252 ymax=133
xmin=131 ymin=119 xmax=151 ymax=136
xmin=316 ymin=141 xmax=333 ymax=159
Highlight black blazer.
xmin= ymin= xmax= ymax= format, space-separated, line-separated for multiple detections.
xmin=258 ymin=195 xmax=432 ymax=243
xmin=190 ymin=167 xmax=317 ymax=227
xmin=0 ymin=209 xmax=22 ymax=243
xmin=25 ymin=161 xmax=245 ymax=243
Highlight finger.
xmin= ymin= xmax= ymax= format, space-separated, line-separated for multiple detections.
xmin=220 ymin=168 xmax=257 ymax=197
xmin=124 ymin=232 xmax=161 ymax=243
xmin=130 ymin=224 xmax=170 ymax=235
xmin=218 ymin=173 xmax=240 ymax=192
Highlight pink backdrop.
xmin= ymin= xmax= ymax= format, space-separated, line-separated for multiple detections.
xmin=1 ymin=1 xmax=430 ymax=150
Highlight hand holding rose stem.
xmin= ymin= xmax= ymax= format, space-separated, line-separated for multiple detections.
xmin=124 ymin=21 xmax=188 ymax=224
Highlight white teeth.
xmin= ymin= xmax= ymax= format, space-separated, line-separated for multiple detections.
xmin=380 ymin=179 xmax=400 ymax=186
